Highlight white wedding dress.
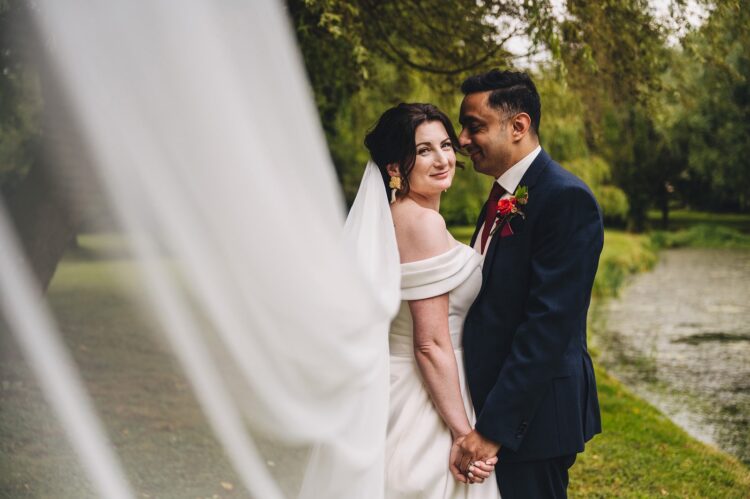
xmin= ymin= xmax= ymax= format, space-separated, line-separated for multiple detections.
xmin=386 ymin=241 xmax=501 ymax=499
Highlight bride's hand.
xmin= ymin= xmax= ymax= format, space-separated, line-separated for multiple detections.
xmin=449 ymin=437 xmax=469 ymax=483
xmin=466 ymin=456 xmax=497 ymax=484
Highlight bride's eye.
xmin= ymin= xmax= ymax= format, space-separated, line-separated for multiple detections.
xmin=441 ymin=141 xmax=452 ymax=149
xmin=417 ymin=148 xmax=429 ymax=155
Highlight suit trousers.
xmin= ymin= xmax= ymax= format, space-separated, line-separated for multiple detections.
xmin=495 ymin=454 xmax=577 ymax=499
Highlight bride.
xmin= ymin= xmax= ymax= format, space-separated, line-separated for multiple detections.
xmin=360 ymin=103 xmax=501 ymax=498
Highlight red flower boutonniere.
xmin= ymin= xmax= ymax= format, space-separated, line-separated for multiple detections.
xmin=490 ymin=185 xmax=528 ymax=236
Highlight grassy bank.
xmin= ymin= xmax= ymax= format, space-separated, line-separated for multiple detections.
xmin=651 ymin=224 xmax=750 ymax=250
xmin=449 ymin=227 xmax=657 ymax=298
xmin=570 ymin=365 xmax=750 ymax=497
xmin=449 ymin=225 xmax=750 ymax=496
xmin=574 ymin=230 xmax=750 ymax=496
xmin=648 ymin=209 xmax=750 ymax=233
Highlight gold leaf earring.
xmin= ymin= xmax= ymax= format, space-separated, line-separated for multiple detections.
xmin=389 ymin=176 xmax=402 ymax=204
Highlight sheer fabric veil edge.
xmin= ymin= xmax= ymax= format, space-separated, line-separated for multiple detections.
xmin=0 ymin=1 xmax=399 ymax=498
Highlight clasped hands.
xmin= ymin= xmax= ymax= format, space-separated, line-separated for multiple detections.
xmin=449 ymin=429 xmax=501 ymax=484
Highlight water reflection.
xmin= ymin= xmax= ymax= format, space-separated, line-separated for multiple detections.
xmin=597 ymin=249 xmax=750 ymax=465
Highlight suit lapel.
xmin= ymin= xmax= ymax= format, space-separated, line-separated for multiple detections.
xmin=478 ymin=149 xmax=552 ymax=291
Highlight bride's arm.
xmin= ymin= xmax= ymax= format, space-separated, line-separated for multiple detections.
xmin=398 ymin=209 xmax=471 ymax=439
xmin=398 ymin=209 xmax=494 ymax=483
xmin=409 ymin=295 xmax=471 ymax=439
xmin=411 ymin=298 xmax=497 ymax=483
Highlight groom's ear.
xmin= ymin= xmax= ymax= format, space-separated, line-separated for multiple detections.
xmin=511 ymin=113 xmax=532 ymax=142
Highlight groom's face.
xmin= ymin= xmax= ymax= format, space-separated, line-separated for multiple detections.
xmin=458 ymin=91 xmax=514 ymax=178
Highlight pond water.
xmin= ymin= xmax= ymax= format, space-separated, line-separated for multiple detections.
xmin=597 ymin=248 xmax=750 ymax=465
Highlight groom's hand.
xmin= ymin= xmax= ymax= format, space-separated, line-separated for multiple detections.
xmin=453 ymin=429 xmax=501 ymax=482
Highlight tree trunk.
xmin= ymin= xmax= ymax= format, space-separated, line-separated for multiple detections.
xmin=660 ymin=183 xmax=670 ymax=230
xmin=6 ymin=158 xmax=81 ymax=291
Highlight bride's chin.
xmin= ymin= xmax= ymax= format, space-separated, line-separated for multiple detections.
xmin=437 ymin=180 xmax=453 ymax=192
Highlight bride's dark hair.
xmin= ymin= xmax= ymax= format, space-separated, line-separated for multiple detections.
xmin=364 ymin=103 xmax=463 ymax=199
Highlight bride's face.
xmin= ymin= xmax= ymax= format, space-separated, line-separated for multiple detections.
xmin=407 ymin=121 xmax=456 ymax=198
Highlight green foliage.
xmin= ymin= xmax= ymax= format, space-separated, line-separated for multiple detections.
xmin=537 ymin=75 xmax=629 ymax=224
xmin=559 ymin=0 xmax=678 ymax=230
xmin=289 ymin=0 xmax=561 ymax=222
xmin=665 ymin=1 xmax=750 ymax=212
xmin=299 ymin=0 xmax=557 ymax=81
xmin=447 ymin=225 xmax=476 ymax=245
xmin=567 ymin=156 xmax=629 ymax=224
xmin=596 ymin=185 xmax=630 ymax=224
xmin=441 ymin=166 xmax=493 ymax=226
xmin=536 ymin=74 xmax=590 ymax=162
xmin=0 ymin=0 xmax=42 ymax=195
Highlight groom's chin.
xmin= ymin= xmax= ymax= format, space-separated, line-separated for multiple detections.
xmin=472 ymin=162 xmax=491 ymax=176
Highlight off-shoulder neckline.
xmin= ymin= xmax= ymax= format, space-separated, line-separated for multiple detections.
xmin=399 ymin=241 xmax=476 ymax=268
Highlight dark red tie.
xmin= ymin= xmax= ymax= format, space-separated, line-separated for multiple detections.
xmin=480 ymin=182 xmax=504 ymax=253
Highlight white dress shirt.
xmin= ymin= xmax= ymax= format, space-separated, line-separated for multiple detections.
xmin=474 ymin=145 xmax=541 ymax=254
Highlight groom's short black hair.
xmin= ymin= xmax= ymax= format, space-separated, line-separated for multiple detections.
xmin=461 ymin=69 xmax=541 ymax=136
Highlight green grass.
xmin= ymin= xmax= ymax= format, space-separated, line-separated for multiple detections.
xmin=595 ymin=231 xmax=658 ymax=297
xmin=648 ymin=209 xmax=750 ymax=232
xmin=570 ymin=365 xmax=750 ymax=498
xmin=650 ymin=224 xmax=750 ymax=250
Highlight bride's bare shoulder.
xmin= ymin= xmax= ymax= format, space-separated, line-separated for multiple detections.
xmin=391 ymin=204 xmax=452 ymax=263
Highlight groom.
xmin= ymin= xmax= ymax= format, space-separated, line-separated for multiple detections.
xmin=452 ymin=69 xmax=603 ymax=497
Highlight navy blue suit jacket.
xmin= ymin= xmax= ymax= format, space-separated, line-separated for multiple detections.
xmin=463 ymin=148 xmax=603 ymax=463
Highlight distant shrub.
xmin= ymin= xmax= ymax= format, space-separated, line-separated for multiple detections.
xmin=597 ymin=185 xmax=630 ymax=224
xmin=565 ymin=156 xmax=629 ymax=225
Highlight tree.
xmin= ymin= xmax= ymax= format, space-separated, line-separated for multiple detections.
xmin=1 ymin=1 xmax=91 ymax=291
xmin=287 ymin=0 xmax=558 ymax=210
xmin=537 ymin=73 xmax=629 ymax=225
xmin=560 ymin=0 xmax=670 ymax=231
xmin=670 ymin=0 xmax=750 ymax=212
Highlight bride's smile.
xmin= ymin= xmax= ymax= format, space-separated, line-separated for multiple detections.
xmin=408 ymin=121 xmax=456 ymax=198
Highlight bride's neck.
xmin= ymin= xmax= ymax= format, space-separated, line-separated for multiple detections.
xmin=404 ymin=191 xmax=440 ymax=211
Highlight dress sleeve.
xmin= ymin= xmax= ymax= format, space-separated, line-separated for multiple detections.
xmin=400 ymin=245 xmax=482 ymax=301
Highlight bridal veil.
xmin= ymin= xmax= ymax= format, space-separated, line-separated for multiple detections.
xmin=0 ymin=1 xmax=398 ymax=497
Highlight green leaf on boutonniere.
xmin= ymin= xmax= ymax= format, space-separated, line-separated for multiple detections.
xmin=514 ymin=185 xmax=529 ymax=205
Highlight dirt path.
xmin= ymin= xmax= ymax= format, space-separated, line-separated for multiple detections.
xmin=0 ymin=255 xmax=306 ymax=498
